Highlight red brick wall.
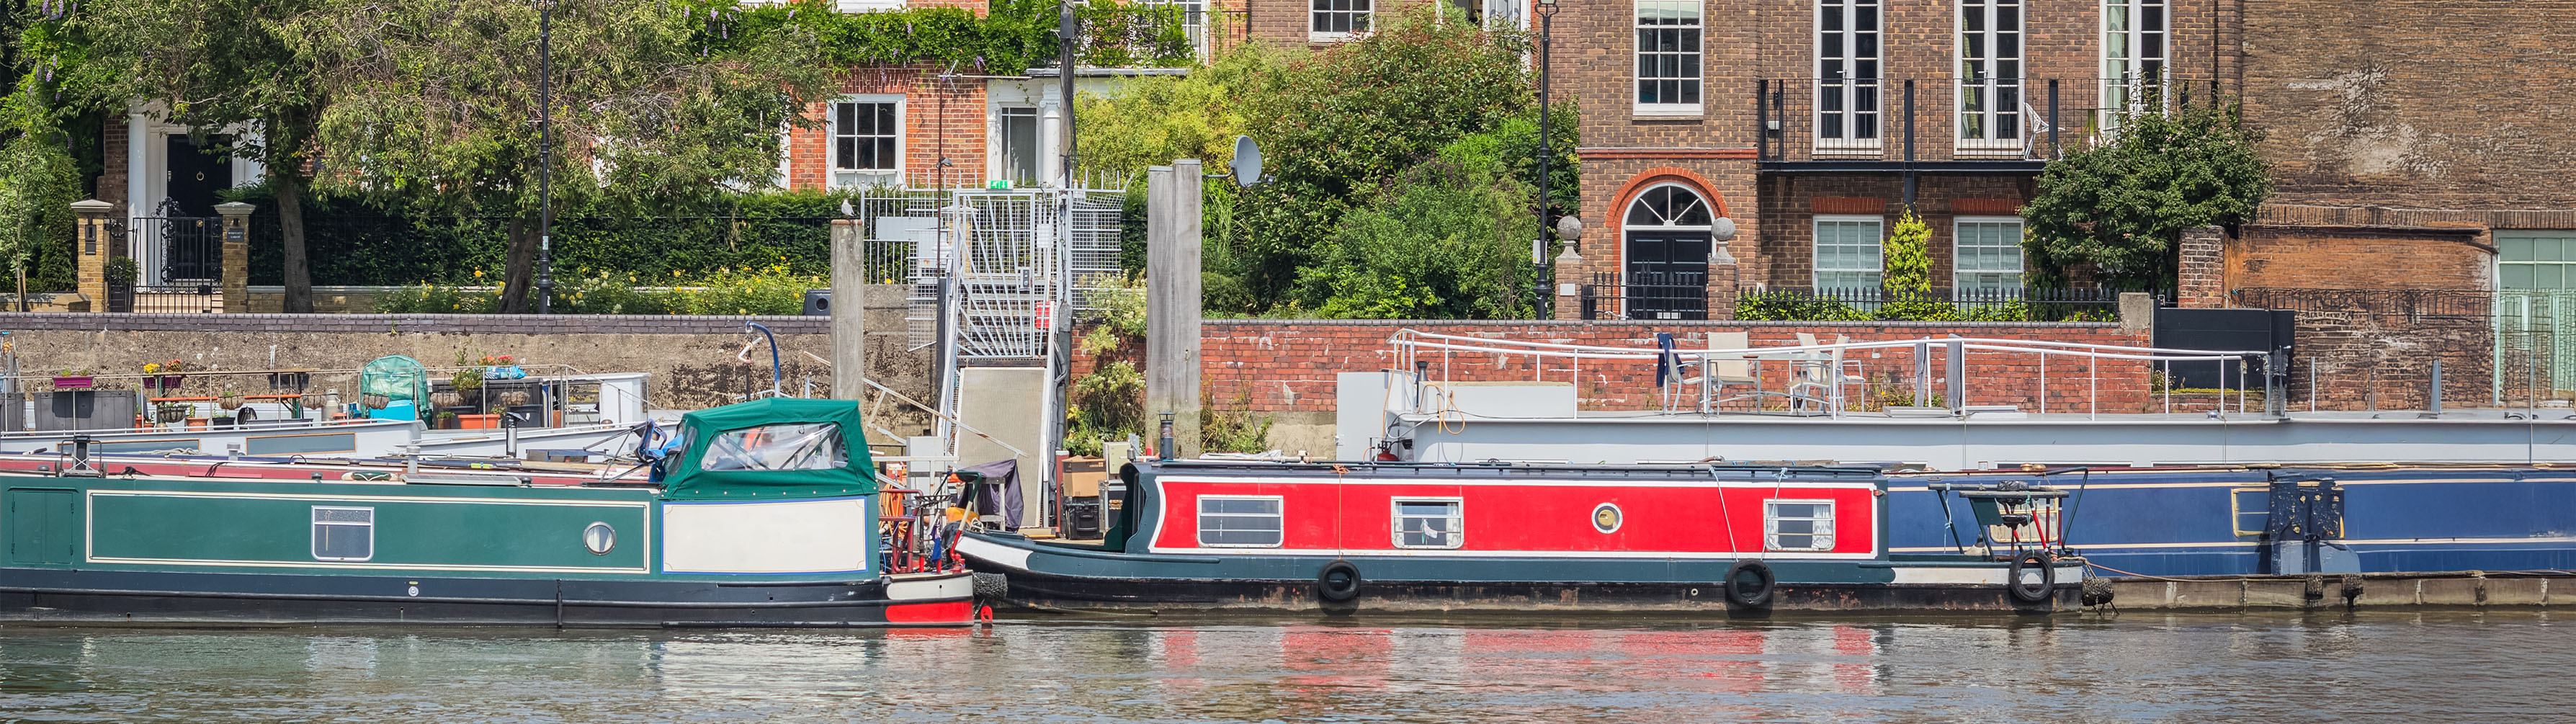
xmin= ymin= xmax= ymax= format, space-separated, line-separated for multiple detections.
xmin=1079 ymin=319 xmax=2156 ymax=415
xmin=2224 ymin=224 xmax=2492 ymax=292
xmin=782 ymin=66 xmax=990 ymax=192
xmin=2240 ymin=0 xmax=2576 ymax=212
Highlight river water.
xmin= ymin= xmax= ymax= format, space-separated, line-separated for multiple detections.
xmin=0 ymin=611 xmax=2564 ymax=721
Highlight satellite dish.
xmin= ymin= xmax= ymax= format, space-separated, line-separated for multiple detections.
xmin=1229 ymin=135 xmax=1264 ymax=187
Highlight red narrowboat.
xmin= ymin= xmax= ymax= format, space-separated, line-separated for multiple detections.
xmin=958 ymin=459 xmax=2087 ymax=614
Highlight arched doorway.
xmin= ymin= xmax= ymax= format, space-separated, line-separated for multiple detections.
xmin=1623 ymin=184 xmax=1714 ymax=320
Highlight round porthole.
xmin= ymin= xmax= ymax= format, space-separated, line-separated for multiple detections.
xmin=582 ymin=522 xmax=615 ymax=555
xmin=1592 ymin=503 xmax=1623 ymax=534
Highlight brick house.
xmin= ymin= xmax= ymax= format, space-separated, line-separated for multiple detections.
xmin=1553 ymin=0 xmax=2576 ymax=323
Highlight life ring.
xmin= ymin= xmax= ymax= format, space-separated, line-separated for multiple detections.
xmin=1723 ymin=559 xmax=1776 ymax=608
xmin=1316 ymin=560 xmax=1362 ymax=602
xmin=2007 ymin=551 xmax=2056 ymax=604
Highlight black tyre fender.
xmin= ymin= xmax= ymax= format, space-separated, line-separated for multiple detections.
xmin=1316 ymin=560 xmax=1362 ymax=602
xmin=2008 ymin=551 xmax=2056 ymax=604
xmin=1723 ymin=559 xmax=1776 ymax=608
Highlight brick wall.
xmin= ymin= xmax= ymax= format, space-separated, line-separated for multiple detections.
xmin=2223 ymin=224 xmax=2492 ymax=293
xmin=1751 ymin=174 xmax=2038 ymax=290
xmin=783 ymin=66 xmax=990 ymax=192
xmin=2240 ymin=0 xmax=2576 ymax=213
xmin=1078 ymin=318 xmax=2155 ymax=416
xmin=2175 ymin=226 xmax=2225 ymax=308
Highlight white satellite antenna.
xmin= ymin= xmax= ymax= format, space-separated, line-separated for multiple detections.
xmin=1223 ymin=135 xmax=1264 ymax=186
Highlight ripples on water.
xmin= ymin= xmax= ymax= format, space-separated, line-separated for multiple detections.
xmin=0 ymin=612 xmax=2567 ymax=722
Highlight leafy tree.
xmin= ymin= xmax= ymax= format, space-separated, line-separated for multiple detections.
xmin=1296 ymin=123 xmax=1543 ymax=318
xmin=86 ymin=0 xmax=337 ymax=310
xmin=0 ymin=1 xmax=102 ymax=297
xmin=2022 ymin=94 xmax=2269 ymax=289
xmin=290 ymin=0 xmax=827 ymax=312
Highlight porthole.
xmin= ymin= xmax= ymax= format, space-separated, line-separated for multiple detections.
xmin=1592 ymin=503 xmax=1624 ymax=534
xmin=582 ymin=522 xmax=615 ymax=555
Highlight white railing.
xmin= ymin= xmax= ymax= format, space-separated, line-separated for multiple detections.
xmin=1386 ymin=329 xmax=2272 ymax=419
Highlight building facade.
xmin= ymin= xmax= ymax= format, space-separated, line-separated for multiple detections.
xmin=1556 ymin=0 xmax=2576 ymax=323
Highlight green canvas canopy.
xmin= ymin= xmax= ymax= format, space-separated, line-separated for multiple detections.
xmin=661 ymin=398 xmax=877 ymax=501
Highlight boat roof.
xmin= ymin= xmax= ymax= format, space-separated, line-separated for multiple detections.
xmin=663 ymin=398 xmax=876 ymax=500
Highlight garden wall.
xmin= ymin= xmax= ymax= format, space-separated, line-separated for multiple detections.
xmin=0 ymin=285 xmax=938 ymax=437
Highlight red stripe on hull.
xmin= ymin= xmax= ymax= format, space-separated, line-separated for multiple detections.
xmin=883 ymin=599 xmax=974 ymax=625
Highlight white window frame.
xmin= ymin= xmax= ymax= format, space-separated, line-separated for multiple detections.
xmin=1814 ymin=0 xmax=1884 ymax=152
xmin=827 ymin=94 xmax=905 ymax=189
xmin=1390 ymin=497 xmax=1465 ymax=550
xmin=2100 ymin=0 xmax=2168 ymax=125
xmin=311 ymin=506 xmax=375 ymax=562
xmin=1633 ymin=0 xmax=1704 ymax=117
xmin=1955 ymin=0 xmax=2025 ymax=154
xmin=1813 ymin=214 xmax=1885 ymax=290
xmin=1952 ymin=215 xmax=2027 ymax=292
xmin=1195 ymin=494 xmax=1284 ymax=548
xmin=993 ymin=105 xmax=1042 ymax=186
xmin=1310 ymin=0 xmax=1371 ymax=42
xmin=1764 ymin=499 xmax=1837 ymax=553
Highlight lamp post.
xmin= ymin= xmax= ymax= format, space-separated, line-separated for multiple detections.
xmin=1534 ymin=0 xmax=1559 ymax=317
xmin=535 ymin=0 xmax=555 ymax=314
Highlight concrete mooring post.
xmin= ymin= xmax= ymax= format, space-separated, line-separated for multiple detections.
xmin=71 ymin=199 xmax=112 ymax=310
xmin=1145 ymin=161 xmax=1204 ymax=457
xmin=215 ymin=202 xmax=254 ymax=313
xmin=828 ymin=218 xmax=867 ymax=400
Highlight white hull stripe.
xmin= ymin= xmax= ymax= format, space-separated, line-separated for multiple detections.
xmin=1889 ymin=564 xmax=2086 ymax=586
xmin=885 ymin=573 xmax=975 ymax=602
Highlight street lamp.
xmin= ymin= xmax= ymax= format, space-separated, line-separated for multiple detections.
xmin=535 ymin=0 xmax=555 ymax=314
xmin=1534 ymin=0 xmax=1559 ymax=316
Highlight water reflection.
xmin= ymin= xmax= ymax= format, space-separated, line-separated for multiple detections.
xmin=0 ymin=612 xmax=2567 ymax=720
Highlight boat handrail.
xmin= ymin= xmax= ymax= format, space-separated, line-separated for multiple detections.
xmin=1384 ymin=328 xmax=2277 ymax=420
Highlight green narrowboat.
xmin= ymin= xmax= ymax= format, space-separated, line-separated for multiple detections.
xmin=0 ymin=398 xmax=973 ymax=627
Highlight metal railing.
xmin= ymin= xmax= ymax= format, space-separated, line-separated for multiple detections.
xmin=1756 ymin=76 xmax=2217 ymax=164
xmin=1578 ymin=272 xmax=1712 ymax=321
xmin=1387 ymin=329 xmax=2272 ymax=419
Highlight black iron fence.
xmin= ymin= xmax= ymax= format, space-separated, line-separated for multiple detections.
xmin=1756 ymin=76 xmax=2223 ymax=164
xmin=1578 ymin=272 xmax=1714 ymax=321
xmin=1737 ymin=286 xmax=2128 ymax=322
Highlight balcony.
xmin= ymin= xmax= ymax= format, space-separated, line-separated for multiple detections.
xmin=1755 ymin=76 xmax=2193 ymax=173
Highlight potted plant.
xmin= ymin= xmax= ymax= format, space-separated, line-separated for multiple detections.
xmin=430 ymin=390 xmax=465 ymax=408
xmin=104 ymin=256 xmax=138 ymax=313
xmin=218 ymin=389 xmax=245 ymax=411
xmin=362 ymin=393 xmax=390 ymax=410
xmin=51 ymin=367 xmax=94 ymax=390
xmin=498 ymin=390 xmax=529 ymax=408
xmin=143 ymin=359 xmax=187 ymax=390
xmin=155 ymin=403 xmax=190 ymax=424
xmin=434 ymin=411 xmax=460 ymax=429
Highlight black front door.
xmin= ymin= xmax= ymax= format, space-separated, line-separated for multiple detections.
xmin=1625 ymin=231 xmax=1712 ymax=320
xmin=163 ymin=134 xmax=232 ymax=218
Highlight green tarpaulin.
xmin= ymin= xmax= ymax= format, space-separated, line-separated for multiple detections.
xmin=661 ymin=398 xmax=877 ymax=501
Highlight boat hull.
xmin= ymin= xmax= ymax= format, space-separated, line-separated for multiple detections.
xmin=960 ymin=534 xmax=2083 ymax=615
xmin=0 ymin=568 xmax=976 ymax=627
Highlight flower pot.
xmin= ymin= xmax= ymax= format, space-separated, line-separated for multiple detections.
xmin=498 ymin=390 xmax=529 ymax=408
xmin=362 ymin=394 xmax=390 ymax=410
xmin=156 ymin=407 xmax=189 ymax=424
xmin=300 ymin=395 xmax=326 ymax=409
xmin=430 ymin=391 xmax=465 ymax=408
xmin=154 ymin=375 xmax=186 ymax=389
xmin=218 ymin=395 xmax=245 ymax=411
xmin=51 ymin=375 xmax=93 ymax=390
xmin=458 ymin=413 xmax=500 ymax=430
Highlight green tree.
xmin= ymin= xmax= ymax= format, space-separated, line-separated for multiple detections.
xmin=291 ymin=0 xmax=827 ymax=312
xmin=0 ymin=1 xmax=101 ymax=297
xmin=1879 ymin=209 xmax=1949 ymax=318
xmin=1296 ymin=123 xmax=1542 ymax=319
xmin=2022 ymin=94 xmax=2269 ymax=289
xmin=86 ymin=0 xmax=337 ymax=311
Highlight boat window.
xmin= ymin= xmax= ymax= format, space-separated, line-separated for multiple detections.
xmin=2232 ymin=488 xmax=2268 ymax=538
xmin=1197 ymin=495 xmax=1283 ymax=547
xmin=1765 ymin=500 xmax=1835 ymax=552
xmin=312 ymin=506 xmax=375 ymax=562
xmin=1392 ymin=499 xmax=1464 ymax=549
xmin=698 ymin=423 xmax=847 ymax=472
